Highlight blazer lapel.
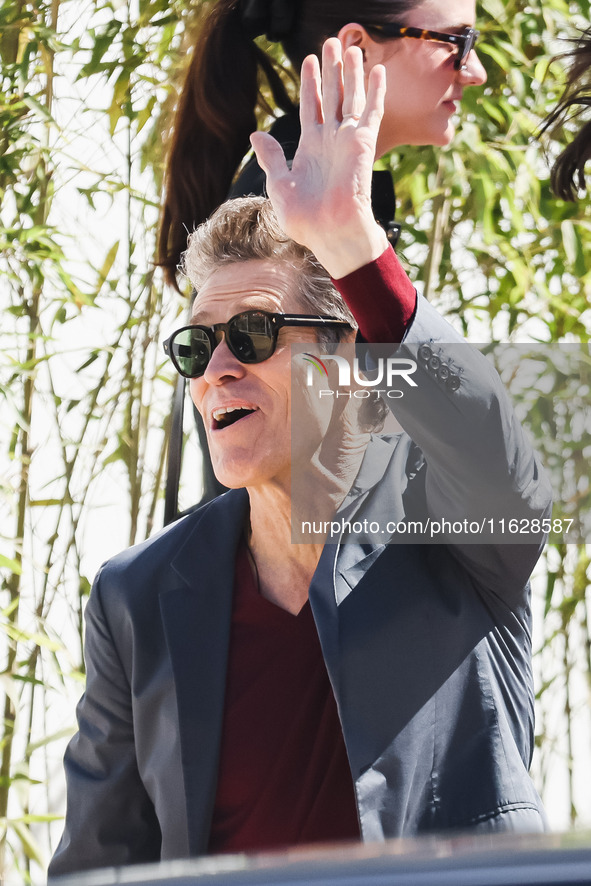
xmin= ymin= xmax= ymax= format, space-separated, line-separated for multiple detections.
xmin=159 ymin=488 xmax=249 ymax=855
xmin=331 ymin=434 xmax=407 ymax=602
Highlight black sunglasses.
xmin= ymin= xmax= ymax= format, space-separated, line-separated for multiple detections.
xmin=364 ymin=24 xmax=480 ymax=70
xmin=163 ymin=309 xmax=351 ymax=379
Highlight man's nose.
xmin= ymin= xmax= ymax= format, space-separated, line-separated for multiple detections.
xmin=202 ymin=334 xmax=247 ymax=385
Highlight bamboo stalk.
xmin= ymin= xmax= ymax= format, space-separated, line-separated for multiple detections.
xmin=422 ymin=154 xmax=451 ymax=304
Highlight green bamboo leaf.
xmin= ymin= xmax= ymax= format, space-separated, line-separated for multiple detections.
xmin=561 ymin=220 xmax=577 ymax=267
xmin=79 ymin=21 xmax=123 ymax=77
xmin=26 ymin=728 xmax=75 ymax=755
xmin=76 ymin=351 xmax=100 ymax=372
xmin=149 ymin=13 xmax=179 ymax=27
xmin=0 ymin=554 xmax=21 ymax=574
xmin=0 ymin=775 xmax=42 ymax=789
xmin=3 ymin=624 xmax=63 ymax=652
xmin=96 ymin=241 xmax=120 ymax=289
xmin=480 ymin=97 xmax=506 ymax=126
xmin=11 ymin=819 xmax=45 ymax=866
xmin=1 ymin=598 xmax=20 ymax=619
xmin=136 ymin=95 xmax=157 ymax=134
xmin=28 ymin=498 xmax=73 ymax=506
xmin=21 ymin=94 xmax=55 ymax=122
xmin=478 ymin=42 xmax=516 ymax=70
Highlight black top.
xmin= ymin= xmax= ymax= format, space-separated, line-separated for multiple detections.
xmin=229 ymin=110 xmax=400 ymax=243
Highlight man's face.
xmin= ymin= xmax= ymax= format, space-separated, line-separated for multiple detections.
xmin=189 ymin=259 xmax=320 ymax=492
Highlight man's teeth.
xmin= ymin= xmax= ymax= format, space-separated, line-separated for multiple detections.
xmin=213 ymin=406 xmax=248 ymax=421
xmin=212 ymin=406 xmax=256 ymax=428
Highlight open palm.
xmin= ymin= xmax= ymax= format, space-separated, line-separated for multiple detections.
xmin=251 ymin=39 xmax=388 ymax=278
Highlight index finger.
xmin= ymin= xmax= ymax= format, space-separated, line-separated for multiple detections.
xmin=300 ymin=53 xmax=323 ymax=135
xmin=321 ymin=38 xmax=345 ymax=125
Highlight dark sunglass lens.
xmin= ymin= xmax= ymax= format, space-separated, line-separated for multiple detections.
xmin=458 ymin=29 xmax=477 ymax=68
xmin=172 ymin=328 xmax=211 ymax=377
xmin=229 ymin=312 xmax=275 ymax=363
xmin=455 ymin=42 xmax=467 ymax=69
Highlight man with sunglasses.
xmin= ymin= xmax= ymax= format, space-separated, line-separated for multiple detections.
xmin=50 ymin=40 xmax=551 ymax=877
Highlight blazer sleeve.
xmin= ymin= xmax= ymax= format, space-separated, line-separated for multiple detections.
xmin=391 ymin=294 xmax=553 ymax=602
xmin=48 ymin=566 xmax=161 ymax=877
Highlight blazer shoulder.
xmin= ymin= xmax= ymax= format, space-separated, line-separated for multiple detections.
xmin=93 ymin=488 xmax=248 ymax=610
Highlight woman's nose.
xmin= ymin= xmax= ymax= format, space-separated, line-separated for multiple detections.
xmin=459 ymin=50 xmax=487 ymax=86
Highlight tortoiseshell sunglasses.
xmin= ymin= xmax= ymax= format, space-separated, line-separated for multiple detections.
xmin=364 ymin=24 xmax=480 ymax=70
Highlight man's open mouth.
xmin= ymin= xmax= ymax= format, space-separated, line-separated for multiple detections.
xmin=212 ymin=406 xmax=257 ymax=430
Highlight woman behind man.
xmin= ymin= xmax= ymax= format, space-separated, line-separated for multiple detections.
xmin=157 ymin=0 xmax=487 ymax=286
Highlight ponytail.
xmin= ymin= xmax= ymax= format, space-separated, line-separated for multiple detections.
xmin=157 ymin=0 xmax=296 ymax=287
xmin=542 ymin=26 xmax=591 ymax=201
xmin=550 ymin=120 xmax=591 ymax=201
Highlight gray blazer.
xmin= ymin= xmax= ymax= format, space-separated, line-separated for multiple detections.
xmin=49 ymin=297 xmax=552 ymax=876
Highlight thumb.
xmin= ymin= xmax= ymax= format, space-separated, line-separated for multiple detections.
xmin=250 ymin=131 xmax=290 ymax=180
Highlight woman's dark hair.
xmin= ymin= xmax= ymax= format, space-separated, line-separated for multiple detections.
xmin=541 ymin=26 xmax=591 ymax=201
xmin=157 ymin=0 xmax=422 ymax=287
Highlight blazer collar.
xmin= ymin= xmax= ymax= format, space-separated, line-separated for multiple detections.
xmin=332 ymin=434 xmax=409 ymax=603
xmin=160 ymin=488 xmax=249 ymax=855
xmin=170 ymin=487 xmax=250 ymax=588
xmin=337 ymin=434 xmax=400 ymax=513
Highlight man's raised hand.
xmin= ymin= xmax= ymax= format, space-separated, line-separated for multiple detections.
xmin=250 ymin=38 xmax=389 ymax=278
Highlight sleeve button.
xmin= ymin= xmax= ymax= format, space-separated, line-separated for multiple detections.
xmin=418 ymin=344 xmax=432 ymax=361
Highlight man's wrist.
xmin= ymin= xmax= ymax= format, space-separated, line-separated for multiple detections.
xmin=331 ymin=244 xmax=417 ymax=344
xmin=311 ymin=222 xmax=389 ymax=279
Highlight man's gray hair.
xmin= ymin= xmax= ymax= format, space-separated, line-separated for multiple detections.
xmin=182 ymin=196 xmax=357 ymax=337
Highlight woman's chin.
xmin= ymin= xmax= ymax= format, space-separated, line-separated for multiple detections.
xmin=378 ymin=124 xmax=457 ymax=154
xmin=440 ymin=122 xmax=457 ymax=145
xmin=427 ymin=119 xmax=457 ymax=147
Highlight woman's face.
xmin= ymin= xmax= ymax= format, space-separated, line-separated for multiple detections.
xmin=340 ymin=0 xmax=487 ymax=154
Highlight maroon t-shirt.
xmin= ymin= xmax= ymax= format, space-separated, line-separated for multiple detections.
xmin=208 ymin=541 xmax=360 ymax=853
xmin=208 ymin=248 xmax=416 ymax=854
